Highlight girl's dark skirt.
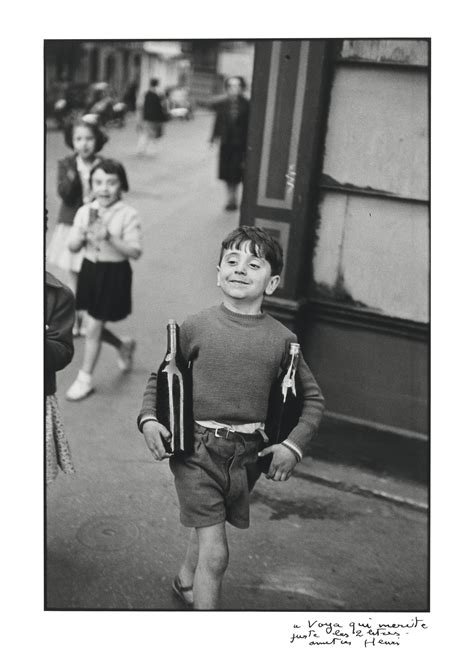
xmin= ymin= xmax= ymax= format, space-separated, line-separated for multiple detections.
xmin=76 ymin=258 xmax=132 ymax=322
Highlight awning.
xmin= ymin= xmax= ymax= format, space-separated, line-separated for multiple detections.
xmin=143 ymin=41 xmax=184 ymax=60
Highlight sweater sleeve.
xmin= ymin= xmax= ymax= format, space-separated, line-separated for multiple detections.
xmin=121 ymin=209 xmax=142 ymax=259
xmin=137 ymin=371 xmax=158 ymax=428
xmin=45 ymin=286 xmax=75 ymax=374
xmin=70 ymin=204 xmax=89 ymax=233
xmin=286 ymin=352 xmax=325 ymax=456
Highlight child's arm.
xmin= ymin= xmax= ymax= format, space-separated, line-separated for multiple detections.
xmin=68 ymin=210 xmax=88 ymax=252
xmin=137 ymin=372 xmax=172 ymax=460
xmin=286 ymin=354 xmax=325 ymax=453
xmin=106 ymin=211 xmax=142 ymax=260
xmin=45 ymin=285 xmax=75 ymax=374
xmin=258 ymin=353 xmax=325 ymax=481
xmin=57 ymin=158 xmax=82 ymax=204
xmin=68 ymin=230 xmax=87 ymax=252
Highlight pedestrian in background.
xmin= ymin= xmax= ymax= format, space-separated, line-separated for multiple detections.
xmin=137 ymin=226 xmax=325 ymax=609
xmin=66 ymin=159 xmax=142 ymax=401
xmin=136 ymin=78 xmax=168 ymax=155
xmin=47 ymin=116 xmax=108 ymax=335
xmin=210 ymin=76 xmax=250 ymax=211
xmin=46 ymin=271 xmax=76 ymax=484
xmin=123 ymin=80 xmax=139 ymax=113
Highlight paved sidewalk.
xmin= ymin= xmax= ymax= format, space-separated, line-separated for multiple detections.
xmin=295 ymin=458 xmax=428 ymax=512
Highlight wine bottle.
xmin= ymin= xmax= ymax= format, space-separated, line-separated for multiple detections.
xmin=155 ymin=319 xmax=194 ymax=455
xmin=258 ymin=342 xmax=303 ymax=473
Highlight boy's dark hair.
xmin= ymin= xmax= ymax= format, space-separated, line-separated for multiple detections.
xmin=64 ymin=116 xmax=108 ymax=152
xmin=150 ymin=78 xmax=160 ymax=88
xmin=219 ymin=226 xmax=283 ymax=275
xmin=90 ymin=159 xmax=129 ymax=192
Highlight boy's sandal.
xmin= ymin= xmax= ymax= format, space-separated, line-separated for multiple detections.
xmin=172 ymin=575 xmax=193 ymax=609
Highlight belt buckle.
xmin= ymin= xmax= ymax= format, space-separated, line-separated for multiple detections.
xmin=215 ymin=426 xmax=233 ymax=439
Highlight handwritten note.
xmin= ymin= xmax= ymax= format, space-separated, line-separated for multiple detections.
xmin=289 ymin=617 xmax=428 ymax=647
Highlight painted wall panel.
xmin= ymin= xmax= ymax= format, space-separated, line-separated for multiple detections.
xmin=323 ymin=67 xmax=428 ymax=200
xmin=303 ymin=319 xmax=428 ymax=432
xmin=313 ymin=193 xmax=429 ymax=322
xmin=340 ymin=40 xmax=428 ymax=66
xmin=311 ymin=192 xmax=347 ymax=287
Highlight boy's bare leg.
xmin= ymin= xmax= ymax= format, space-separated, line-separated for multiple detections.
xmin=193 ymin=522 xmax=229 ymax=610
xmin=176 ymin=529 xmax=198 ymax=605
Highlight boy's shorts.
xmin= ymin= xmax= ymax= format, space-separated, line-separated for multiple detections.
xmin=169 ymin=424 xmax=263 ymax=529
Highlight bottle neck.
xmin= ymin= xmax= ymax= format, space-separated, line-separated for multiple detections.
xmin=287 ymin=345 xmax=299 ymax=372
xmin=281 ymin=345 xmax=300 ymax=401
xmin=286 ymin=352 xmax=299 ymax=380
xmin=167 ymin=323 xmax=177 ymax=356
xmin=290 ymin=346 xmax=298 ymax=360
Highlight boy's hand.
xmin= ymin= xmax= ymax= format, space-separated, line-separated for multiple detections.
xmin=142 ymin=420 xmax=172 ymax=460
xmin=258 ymin=444 xmax=298 ymax=481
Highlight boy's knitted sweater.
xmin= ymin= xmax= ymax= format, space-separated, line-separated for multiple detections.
xmin=139 ymin=304 xmax=325 ymax=455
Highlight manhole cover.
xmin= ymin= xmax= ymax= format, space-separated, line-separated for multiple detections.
xmin=76 ymin=516 xmax=139 ymax=551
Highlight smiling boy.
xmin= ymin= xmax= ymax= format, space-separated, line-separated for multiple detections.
xmin=137 ymin=226 xmax=325 ymax=610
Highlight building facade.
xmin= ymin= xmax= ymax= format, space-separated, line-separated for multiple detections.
xmin=45 ymin=40 xmax=189 ymax=105
xmin=45 ymin=40 xmax=254 ymax=106
xmin=241 ymin=39 xmax=429 ymax=479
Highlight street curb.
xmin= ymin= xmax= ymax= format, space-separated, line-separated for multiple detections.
xmin=293 ymin=469 xmax=428 ymax=513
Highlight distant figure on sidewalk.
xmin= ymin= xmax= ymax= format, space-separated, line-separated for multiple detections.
xmin=210 ymin=76 xmax=250 ymax=211
xmin=66 ymin=159 xmax=142 ymax=401
xmin=47 ymin=116 xmax=108 ymax=335
xmin=138 ymin=226 xmax=325 ymax=610
xmin=137 ymin=78 xmax=168 ymax=155
xmin=46 ymin=271 xmax=76 ymax=484
xmin=123 ymin=80 xmax=139 ymax=113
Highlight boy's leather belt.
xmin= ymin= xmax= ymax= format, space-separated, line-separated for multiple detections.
xmin=195 ymin=423 xmax=268 ymax=443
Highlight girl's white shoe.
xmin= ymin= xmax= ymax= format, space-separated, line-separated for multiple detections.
xmin=66 ymin=371 xmax=94 ymax=401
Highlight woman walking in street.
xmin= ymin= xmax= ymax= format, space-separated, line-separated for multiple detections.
xmin=210 ymin=76 xmax=250 ymax=211
xmin=136 ymin=78 xmax=168 ymax=155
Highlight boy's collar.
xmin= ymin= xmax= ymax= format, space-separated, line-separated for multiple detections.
xmin=220 ymin=303 xmax=266 ymax=320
